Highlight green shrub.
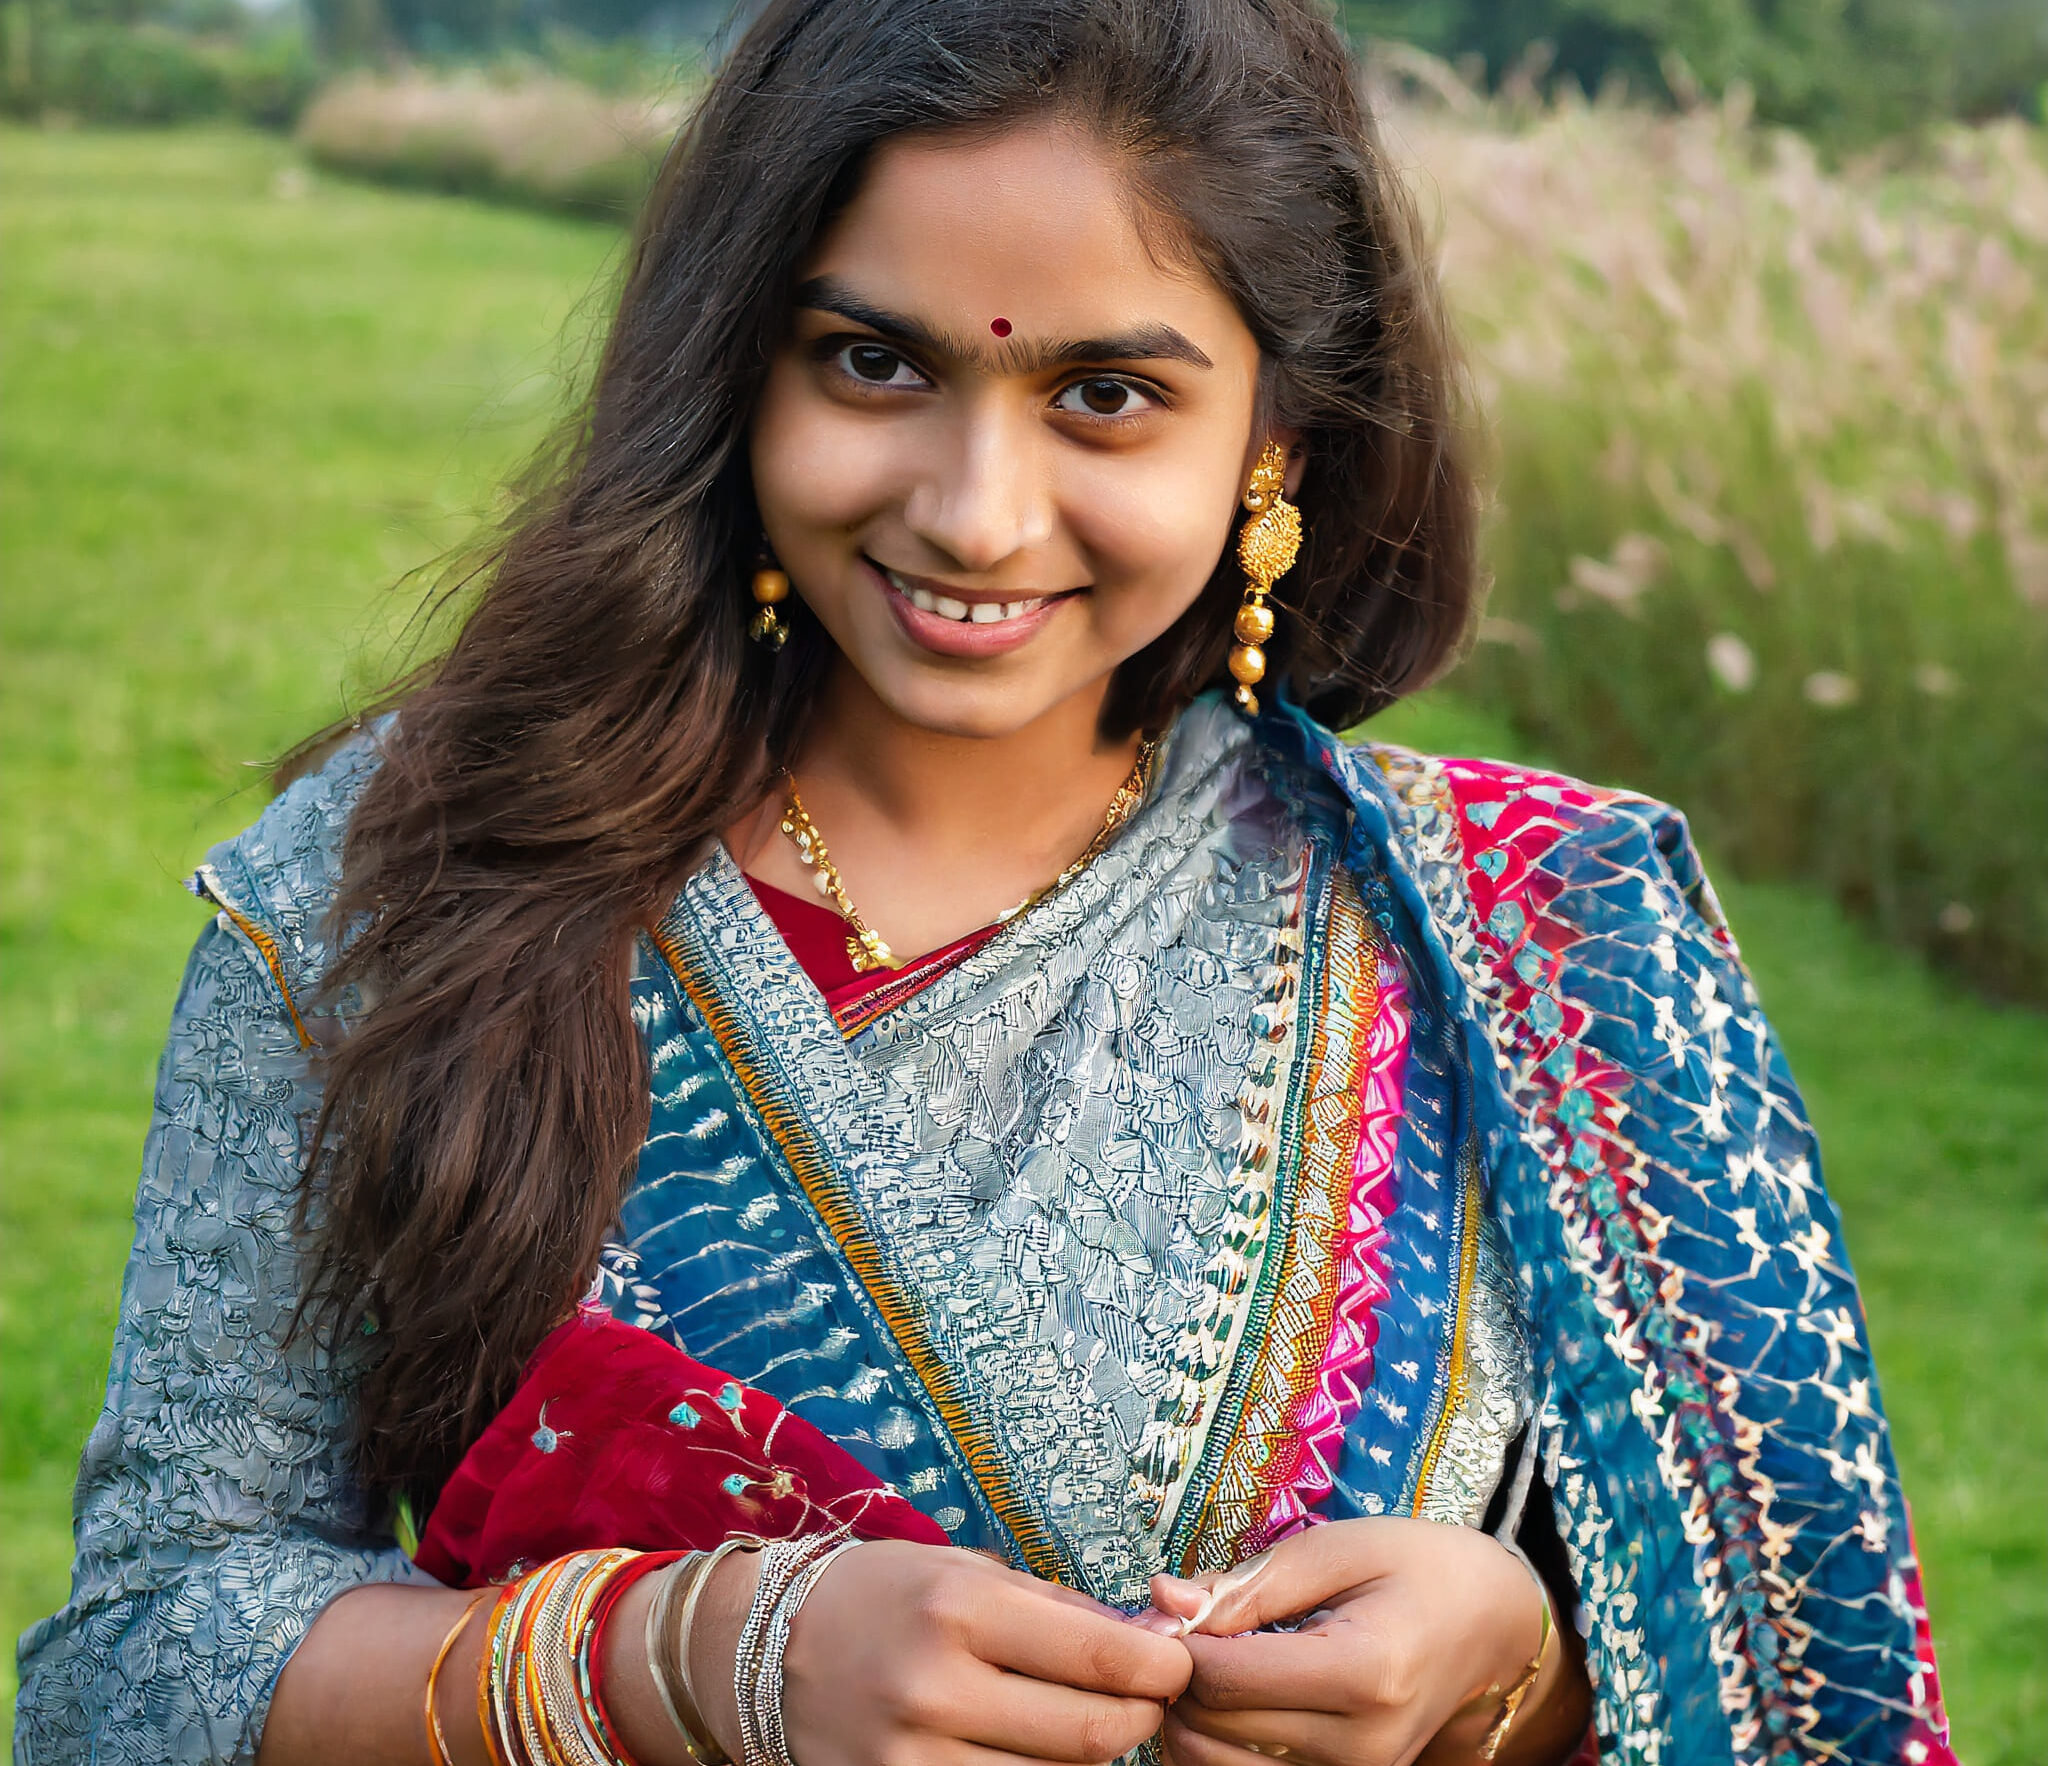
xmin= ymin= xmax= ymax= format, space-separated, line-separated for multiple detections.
xmin=17 ymin=21 xmax=318 ymax=126
xmin=1342 ymin=0 xmax=2048 ymax=145
xmin=215 ymin=29 xmax=319 ymax=130
xmin=38 ymin=23 xmax=227 ymax=122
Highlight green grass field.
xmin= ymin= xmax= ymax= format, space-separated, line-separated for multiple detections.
xmin=3 ymin=128 xmax=2044 ymax=1756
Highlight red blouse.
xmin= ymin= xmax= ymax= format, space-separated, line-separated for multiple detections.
xmin=745 ymin=874 xmax=1001 ymax=1031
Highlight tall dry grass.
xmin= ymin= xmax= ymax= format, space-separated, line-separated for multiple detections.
xmin=297 ymin=73 xmax=680 ymax=217
xmin=1378 ymin=65 xmax=2048 ymax=998
xmin=292 ymin=67 xmax=2048 ymax=998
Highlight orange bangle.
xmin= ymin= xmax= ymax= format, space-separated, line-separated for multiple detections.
xmin=426 ymin=1591 xmax=494 ymax=1766
xmin=476 ymin=1578 xmax=523 ymax=1766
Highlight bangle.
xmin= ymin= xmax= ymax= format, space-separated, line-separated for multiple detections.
xmin=733 ymin=1534 xmax=850 ymax=1766
xmin=1477 ymin=1555 xmax=1556 ymax=1762
xmin=476 ymin=1549 xmax=673 ymax=1766
xmin=586 ymin=1550 xmax=686 ymax=1753
xmin=753 ymin=1539 xmax=861 ymax=1766
xmin=645 ymin=1554 xmax=710 ymax=1755
xmin=648 ymin=1535 xmax=765 ymax=1766
xmin=476 ymin=1579 xmax=522 ymax=1766
xmin=426 ymin=1592 xmax=494 ymax=1766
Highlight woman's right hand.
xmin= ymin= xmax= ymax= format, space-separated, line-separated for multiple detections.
xmin=694 ymin=1540 xmax=1194 ymax=1766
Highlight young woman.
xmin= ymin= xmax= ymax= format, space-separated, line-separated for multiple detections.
xmin=16 ymin=3 xmax=1954 ymax=1764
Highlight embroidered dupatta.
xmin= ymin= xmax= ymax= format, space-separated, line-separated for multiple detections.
xmin=606 ymin=705 xmax=1526 ymax=1602
xmin=174 ymin=693 xmax=1953 ymax=1766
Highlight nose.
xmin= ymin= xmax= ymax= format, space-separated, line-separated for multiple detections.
xmin=900 ymin=403 xmax=1054 ymax=574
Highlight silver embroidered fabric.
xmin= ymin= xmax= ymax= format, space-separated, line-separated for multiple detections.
xmin=847 ymin=714 xmax=1310 ymax=1603
xmin=679 ymin=700 xmax=1533 ymax=1605
xmin=12 ymin=922 xmax=428 ymax=1766
xmin=1417 ymin=1218 xmax=1535 ymax=1525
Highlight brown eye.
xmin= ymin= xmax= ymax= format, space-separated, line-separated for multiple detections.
xmin=842 ymin=344 xmax=915 ymax=384
xmin=1055 ymin=377 xmax=1155 ymax=418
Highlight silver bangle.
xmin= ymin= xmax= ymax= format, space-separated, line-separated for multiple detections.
xmin=756 ymin=1540 xmax=861 ymax=1766
xmin=733 ymin=1538 xmax=815 ymax=1766
xmin=733 ymin=1534 xmax=851 ymax=1766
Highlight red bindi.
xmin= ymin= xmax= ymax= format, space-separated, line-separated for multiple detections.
xmin=989 ymin=317 xmax=1013 ymax=337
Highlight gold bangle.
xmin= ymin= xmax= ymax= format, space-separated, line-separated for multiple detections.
xmin=645 ymin=1554 xmax=710 ymax=1753
xmin=482 ymin=1550 xmax=646 ymax=1766
xmin=1478 ymin=1566 xmax=1556 ymax=1762
xmin=426 ymin=1592 xmax=493 ymax=1766
xmin=662 ymin=1536 xmax=766 ymax=1766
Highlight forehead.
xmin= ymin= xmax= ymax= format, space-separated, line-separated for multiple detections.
xmin=803 ymin=121 xmax=1247 ymax=347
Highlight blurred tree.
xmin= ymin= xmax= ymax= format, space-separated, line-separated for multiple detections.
xmin=380 ymin=0 xmax=523 ymax=52
xmin=300 ymin=0 xmax=726 ymax=59
xmin=1341 ymin=0 xmax=2048 ymax=138
xmin=1946 ymin=0 xmax=2048 ymax=119
xmin=303 ymin=0 xmax=389 ymax=60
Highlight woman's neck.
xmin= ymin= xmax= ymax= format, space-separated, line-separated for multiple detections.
xmin=728 ymin=664 xmax=1148 ymax=961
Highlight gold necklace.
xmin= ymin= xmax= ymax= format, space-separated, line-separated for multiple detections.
xmin=778 ymin=737 xmax=1160 ymax=974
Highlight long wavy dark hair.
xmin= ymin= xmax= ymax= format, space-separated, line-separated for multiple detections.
xmin=306 ymin=0 xmax=1480 ymax=1504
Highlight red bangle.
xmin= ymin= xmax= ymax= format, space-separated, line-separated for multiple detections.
xmin=585 ymin=1550 xmax=689 ymax=1764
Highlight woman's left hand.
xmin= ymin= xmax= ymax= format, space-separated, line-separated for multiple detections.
xmin=1137 ymin=1517 xmax=1583 ymax=1766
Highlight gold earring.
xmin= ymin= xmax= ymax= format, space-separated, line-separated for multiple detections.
xmin=749 ymin=561 xmax=791 ymax=650
xmin=1230 ymin=441 xmax=1301 ymax=716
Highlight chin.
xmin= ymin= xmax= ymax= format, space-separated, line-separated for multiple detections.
xmin=869 ymin=667 xmax=1097 ymax=742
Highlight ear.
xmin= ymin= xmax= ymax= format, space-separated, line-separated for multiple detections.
xmin=1276 ymin=429 xmax=1305 ymax=501
xmin=1242 ymin=428 xmax=1306 ymax=502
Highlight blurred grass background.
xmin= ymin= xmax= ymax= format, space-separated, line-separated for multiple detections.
xmin=285 ymin=62 xmax=2048 ymax=1004
xmin=2 ymin=101 xmax=2045 ymax=1766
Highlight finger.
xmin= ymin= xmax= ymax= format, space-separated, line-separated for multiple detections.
xmin=1164 ymin=1710 xmax=1314 ymax=1766
xmin=1180 ymin=1628 xmax=1366 ymax=1715
xmin=1172 ymin=1701 xmax=1360 ymax=1761
xmin=954 ymin=1669 xmax=1168 ymax=1763
xmin=1150 ymin=1535 xmax=1378 ymax=1638
xmin=967 ymin=1590 xmax=1193 ymax=1703
xmin=948 ymin=1745 xmax=1125 ymax=1766
xmin=976 ymin=1560 xmax=1127 ymax=1617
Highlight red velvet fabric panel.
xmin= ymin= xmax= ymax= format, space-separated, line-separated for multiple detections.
xmin=414 ymin=1308 xmax=949 ymax=1588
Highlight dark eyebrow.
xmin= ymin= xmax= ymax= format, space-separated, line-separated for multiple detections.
xmin=794 ymin=276 xmax=1214 ymax=373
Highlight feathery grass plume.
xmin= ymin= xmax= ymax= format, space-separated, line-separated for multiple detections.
xmin=1370 ymin=54 xmax=2048 ymax=999
xmin=297 ymin=73 xmax=682 ymax=219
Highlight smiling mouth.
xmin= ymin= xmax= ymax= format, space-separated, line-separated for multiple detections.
xmin=877 ymin=563 xmax=1069 ymax=626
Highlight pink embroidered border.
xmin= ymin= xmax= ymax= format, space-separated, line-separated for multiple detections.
xmin=1245 ymin=955 xmax=1410 ymax=1549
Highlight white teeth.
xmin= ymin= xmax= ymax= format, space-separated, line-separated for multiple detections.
xmin=886 ymin=567 xmax=1046 ymax=624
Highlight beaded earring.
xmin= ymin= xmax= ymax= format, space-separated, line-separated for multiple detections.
xmin=1229 ymin=441 xmax=1302 ymax=716
xmin=749 ymin=557 xmax=791 ymax=650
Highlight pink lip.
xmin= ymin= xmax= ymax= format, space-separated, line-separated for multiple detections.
xmin=869 ymin=559 xmax=1074 ymax=659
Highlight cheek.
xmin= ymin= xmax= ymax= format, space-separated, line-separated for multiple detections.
xmin=1069 ymin=456 xmax=1241 ymax=625
xmin=749 ymin=366 xmax=894 ymax=539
